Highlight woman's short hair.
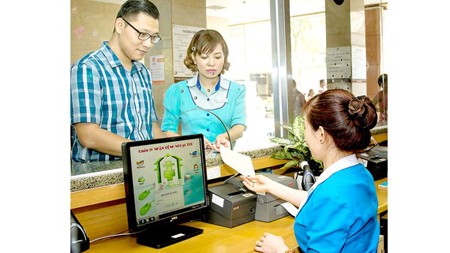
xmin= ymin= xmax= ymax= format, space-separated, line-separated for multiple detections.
xmin=184 ymin=29 xmax=230 ymax=74
xmin=303 ymin=89 xmax=378 ymax=152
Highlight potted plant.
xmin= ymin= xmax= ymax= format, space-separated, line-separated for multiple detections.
xmin=270 ymin=115 xmax=323 ymax=176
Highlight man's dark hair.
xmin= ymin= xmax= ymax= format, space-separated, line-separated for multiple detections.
xmin=116 ymin=0 xmax=159 ymax=20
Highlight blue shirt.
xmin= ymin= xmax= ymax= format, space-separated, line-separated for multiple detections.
xmin=71 ymin=41 xmax=158 ymax=162
xmin=161 ymin=74 xmax=246 ymax=144
xmin=295 ymin=155 xmax=380 ymax=252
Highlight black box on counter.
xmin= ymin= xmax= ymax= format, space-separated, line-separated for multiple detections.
xmin=357 ymin=146 xmax=387 ymax=181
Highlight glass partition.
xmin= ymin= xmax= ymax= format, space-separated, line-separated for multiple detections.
xmin=206 ymin=0 xmax=275 ymax=151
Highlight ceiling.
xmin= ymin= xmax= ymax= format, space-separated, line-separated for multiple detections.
xmin=91 ymin=0 xmax=387 ymax=20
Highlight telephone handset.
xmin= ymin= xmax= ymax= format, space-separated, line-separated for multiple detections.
xmin=300 ymin=161 xmax=316 ymax=191
xmin=71 ymin=211 xmax=90 ymax=253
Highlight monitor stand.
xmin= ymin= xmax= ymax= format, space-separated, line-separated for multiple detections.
xmin=136 ymin=224 xmax=203 ymax=249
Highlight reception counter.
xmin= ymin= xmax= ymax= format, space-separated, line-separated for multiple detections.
xmin=70 ymin=125 xmax=387 ymax=240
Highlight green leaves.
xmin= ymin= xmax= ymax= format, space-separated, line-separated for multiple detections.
xmin=291 ymin=115 xmax=305 ymax=142
xmin=270 ymin=116 xmax=307 ymax=155
xmin=269 ymin=116 xmax=323 ymax=172
xmin=270 ymin=137 xmax=294 ymax=146
xmin=283 ymin=160 xmax=300 ymax=171
xmin=271 ymin=149 xmax=294 ymax=160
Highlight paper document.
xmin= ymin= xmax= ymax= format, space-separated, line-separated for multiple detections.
xmin=219 ymin=145 xmax=255 ymax=177
xmin=281 ymin=202 xmax=300 ymax=217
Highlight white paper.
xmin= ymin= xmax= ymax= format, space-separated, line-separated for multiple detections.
xmin=281 ymin=202 xmax=299 ymax=217
xmin=219 ymin=145 xmax=255 ymax=177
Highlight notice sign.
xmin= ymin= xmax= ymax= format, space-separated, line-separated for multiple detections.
xmin=351 ymin=46 xmax=366 ymax=80
xmin=149 ymin=55 xmax=164 ymax=85
xmin=172 ymin=25 xmax=204 ymax=78
xmin=326 ymin=46 xmax=351 ymax=79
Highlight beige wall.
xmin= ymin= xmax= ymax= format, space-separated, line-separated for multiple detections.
xmin=71 ymin=0 xmax=120 ymax=64
xmin=70 ymin=0 xmax=206 ymax=120
xmin=151 ymin=0 xmax=206 ymax=119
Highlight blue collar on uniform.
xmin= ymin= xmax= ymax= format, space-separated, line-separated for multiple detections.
xmin=195 ymin=75 xmax=222 ymax=92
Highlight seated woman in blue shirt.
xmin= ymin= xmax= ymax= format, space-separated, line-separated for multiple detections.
xmin=242 ymin=89 xmax=380 ymax=253
xmin=161 ymin=29 xmax=246 ymax=151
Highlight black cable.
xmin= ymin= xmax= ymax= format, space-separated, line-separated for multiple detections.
xmin=202 ymin=108 xmax=233 ymax=150
xmin=90 ymin=231 xmax=141 ymax=243
xmin=89 ymin=225 xmax=155 ymax=244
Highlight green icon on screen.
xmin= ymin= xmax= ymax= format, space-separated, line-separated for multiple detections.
xmin=138 ymin=189 xmax=151 ymax=200
xmin=140 ymin=203 xmax=152 ymax=216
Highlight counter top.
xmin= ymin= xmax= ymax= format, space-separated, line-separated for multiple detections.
xmin=371 ymin=124 xmax=388 ymax=137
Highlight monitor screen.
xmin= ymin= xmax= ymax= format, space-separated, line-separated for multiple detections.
xmin=122 ymin=134 xmax=208 ymax=248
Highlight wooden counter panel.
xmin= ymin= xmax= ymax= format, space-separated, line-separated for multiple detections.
xmin=373 ymin=132 xmax=387 ymax=144
xmin=71 ymin=183 xmax=125 ymax=209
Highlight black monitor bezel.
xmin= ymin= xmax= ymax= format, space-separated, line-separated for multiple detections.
xmin=121 ymin=134 xmax=209 ymax=233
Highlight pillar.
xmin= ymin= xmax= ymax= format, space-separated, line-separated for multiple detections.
xmin=325 ymin=0 xmax=366 ymax=96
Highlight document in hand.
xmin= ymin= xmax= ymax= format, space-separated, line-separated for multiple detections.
xmin=219 ymin=145 xmax=255 ymax=177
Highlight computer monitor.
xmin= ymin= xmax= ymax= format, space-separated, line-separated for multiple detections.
xmin=122 ymin=134 xmax=208 ymax=248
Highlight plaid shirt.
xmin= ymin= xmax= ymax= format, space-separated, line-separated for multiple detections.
xmin=71 ymin=41 xmax=158 ymax=162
